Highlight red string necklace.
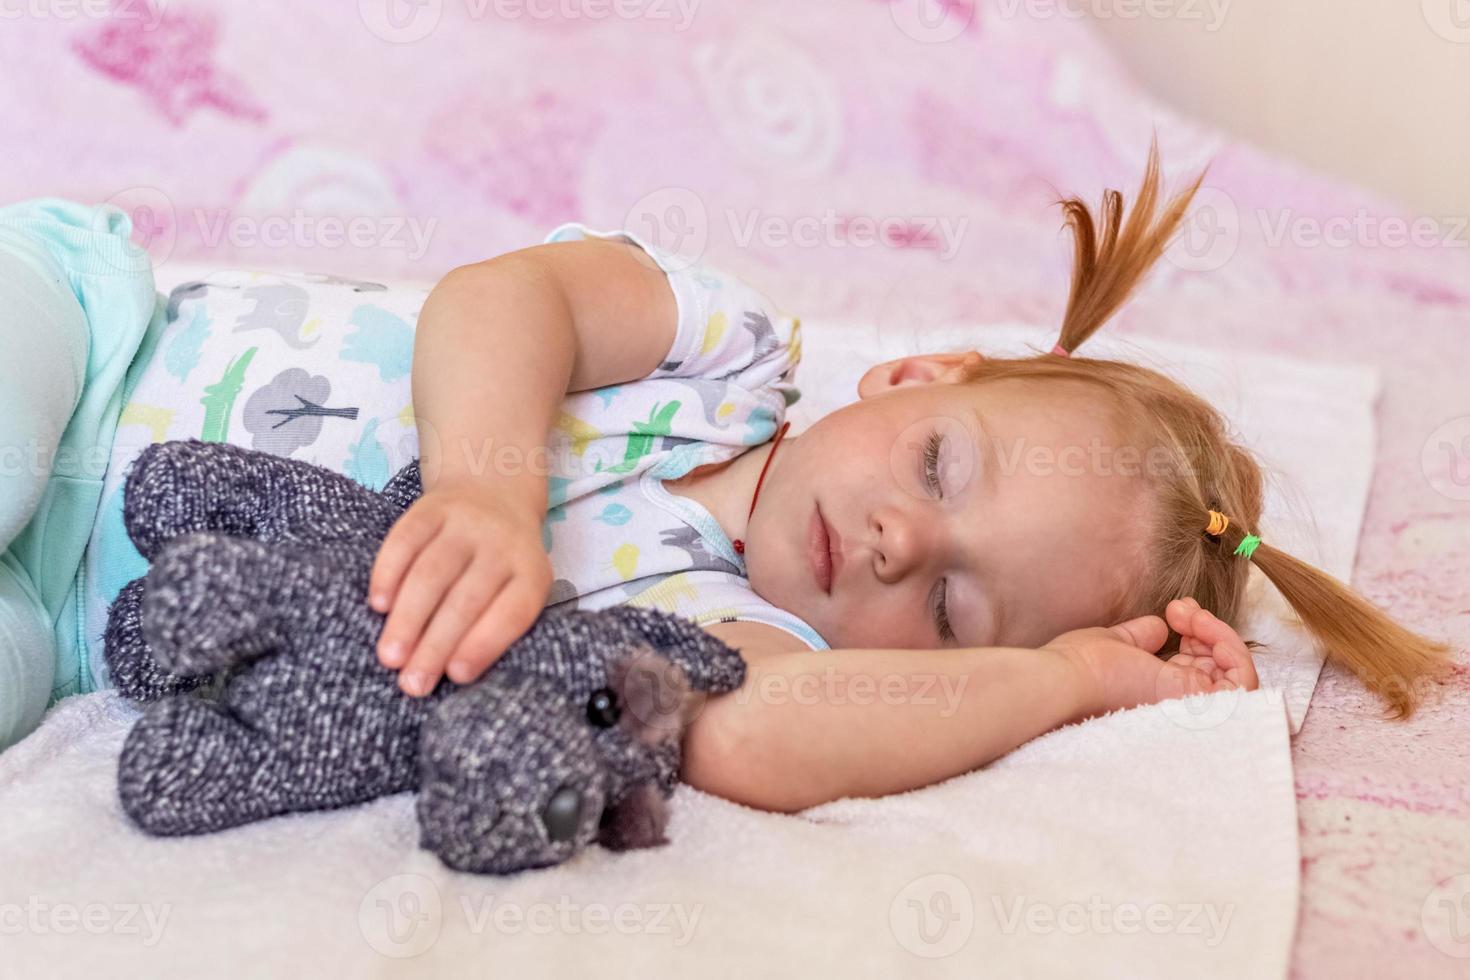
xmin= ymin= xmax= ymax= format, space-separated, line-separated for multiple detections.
xmin=731 ymin=420 xmax=791 ymax=556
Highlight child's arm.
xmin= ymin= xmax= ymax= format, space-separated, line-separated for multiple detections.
xmin=369 ymin=237 xmax=681 ymax=694
xmin=684 ymin=598 xmax=1256 ymax=812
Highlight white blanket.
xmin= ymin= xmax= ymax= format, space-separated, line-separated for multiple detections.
xmin=3 ymin=280 xmax=1381 ymax=979
xmin=0 ymin=686 xmax=1295 ymax=979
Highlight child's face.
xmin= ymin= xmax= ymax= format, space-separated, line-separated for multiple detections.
xmin=745 ymin=354 xmax=1154 ymax=651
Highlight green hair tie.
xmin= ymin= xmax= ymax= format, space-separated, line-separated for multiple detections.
xmin=1233 ymin=534 xmax=1262 ymax=560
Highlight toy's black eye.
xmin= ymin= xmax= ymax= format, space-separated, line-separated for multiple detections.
xmin=586 ymin=687 xmax=621 ymax=728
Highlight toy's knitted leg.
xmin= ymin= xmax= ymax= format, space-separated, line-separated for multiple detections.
xmin=120 ymin=639 xmax=426 ymax=835
xmin=117 ymin=696 xmax=295 ymax=834
xmin=417 ymin=670 xmax=608 ymax=874
xmin=121 ymin=439 xmax=405 ymax=560
xmin=101 ymin=576 xmax=213 ymax=701
xmin=141 ymin=531 xmax=380 ymax=678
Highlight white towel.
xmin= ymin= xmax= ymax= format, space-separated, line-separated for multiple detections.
xmin=0 ymin=687 xmax=1296 ymax=979
xmin=3 ymin=295 xmax=1381 ymax=979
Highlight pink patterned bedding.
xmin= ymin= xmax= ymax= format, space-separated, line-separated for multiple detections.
xmin=5 ymin=1 xmax=1468 ymax=975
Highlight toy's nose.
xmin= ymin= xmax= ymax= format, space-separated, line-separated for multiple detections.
xmin=543 ymin=784 xmax=586 ymax=842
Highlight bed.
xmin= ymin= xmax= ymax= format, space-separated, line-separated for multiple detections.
xmin=3 ymin=2 xmax=1468 ymax=976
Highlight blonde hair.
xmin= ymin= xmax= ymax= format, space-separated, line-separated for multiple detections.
xmin=952 ymin=137 xmax=1452 ymax=719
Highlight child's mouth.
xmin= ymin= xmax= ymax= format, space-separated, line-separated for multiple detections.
xmin=809 ymin=502 xmax=834 ymax=594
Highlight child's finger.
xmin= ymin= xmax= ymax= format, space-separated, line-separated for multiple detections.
xmin=447 ymin=576 xmax=546 ymax=684
xmin=1210 ymin=630 xmax=1259 ymax=691
xmin=1106 ymin=614 xmax=1168 ymax=652
xmin=1164 ymin=597 xmax=1201 ymax=638
xmin=379 ymin=541 xmax=473 ymax=675
xmin=369 ymin=506 xmax=444 ymax=612
xmin=405 ymin=558 xmax=509 ymax=689
xmin=1177 ymin=604 xmax=1238 ymax=652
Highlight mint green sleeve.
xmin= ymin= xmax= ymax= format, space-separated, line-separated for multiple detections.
xmin=0 ymin=198 xmax=163 ymax=748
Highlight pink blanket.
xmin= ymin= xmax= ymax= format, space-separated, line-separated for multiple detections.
xmin=6 ymin=2 xmax=1468 ymax=974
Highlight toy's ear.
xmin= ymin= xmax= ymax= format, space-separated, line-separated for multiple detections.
xmin=594 ymin=605 xmax=747 ymax=695
xmin=597 ymin=781 xmax=669 ymax=852
xmin=607 ymin=649 xmax=690 ymax=748
xmin=379 ymin=459 xmax=423 ymax=512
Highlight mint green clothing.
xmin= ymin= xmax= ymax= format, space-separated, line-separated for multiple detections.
xmin=0 ymin=198 xmax=165 ymax=749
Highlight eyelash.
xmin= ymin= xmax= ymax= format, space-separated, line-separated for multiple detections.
xmin=924 ymin=429 xmax=957 ymax=643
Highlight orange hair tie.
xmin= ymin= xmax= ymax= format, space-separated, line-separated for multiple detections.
xmin=1204 ymin=510 xmax=1230 ymax=537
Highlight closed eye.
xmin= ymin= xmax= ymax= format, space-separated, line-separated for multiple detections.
xmin=923 ymin=428 xmax=957 ymax=643
xmin=924 ymin=429 xmax=944 ymax=497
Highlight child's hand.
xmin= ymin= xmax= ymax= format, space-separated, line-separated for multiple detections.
xmin=368 ymin=484 xmax=553 ymax=697
xmin=1045 ymin=597 xmax=1259 ymax=716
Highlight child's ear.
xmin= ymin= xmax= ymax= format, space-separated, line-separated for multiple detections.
xmin=857 ymin=352 xmax=982 ymax=399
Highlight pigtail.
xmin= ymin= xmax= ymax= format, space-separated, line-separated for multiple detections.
xmin=1053 ymin=134 xmax=1209 ymax=355
xmin=1205 ymin=515 xmax=1453 ymax=720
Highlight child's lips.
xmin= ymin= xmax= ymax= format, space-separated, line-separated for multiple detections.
xmin=825 ymin=509 xmax=844 ymax=589
xmin=808 ymin=503 xmax=832 ymax=594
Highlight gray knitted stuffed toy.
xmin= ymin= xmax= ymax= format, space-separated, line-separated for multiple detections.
xmin=102 ymin=439 xmax=746 ymax=874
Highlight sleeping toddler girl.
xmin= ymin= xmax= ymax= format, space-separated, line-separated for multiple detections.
xmin=0 ymin=144 xmax=1450 ymax=814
